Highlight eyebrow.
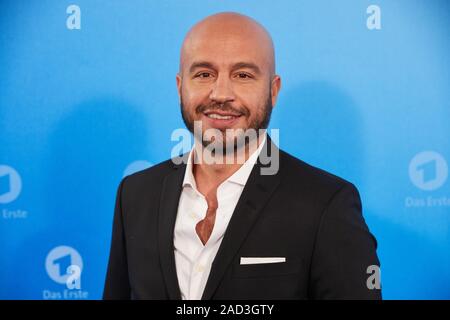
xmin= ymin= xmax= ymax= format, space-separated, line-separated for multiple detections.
xmin=189 ymin=61 xmax=215 ymax=74
xmin=230 ymin=62 xmax=261 ymax=75
xmin=189 ymin=61 xmax=261 ymax=75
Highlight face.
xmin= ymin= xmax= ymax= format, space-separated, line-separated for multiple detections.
xmin=177 ymin=20 xmax=281 ymax=151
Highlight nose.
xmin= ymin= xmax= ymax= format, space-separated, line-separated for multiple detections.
xmin=209 ymin=74 xmax=235 ymax=104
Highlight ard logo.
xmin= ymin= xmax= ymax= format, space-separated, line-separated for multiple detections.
xmin=0 ymin=165 xmax=22 ymax=204
xmin=409 ymin=151 xmax=448 ymax=191
xmin=45 ymin=246 xmax=83 ymax=287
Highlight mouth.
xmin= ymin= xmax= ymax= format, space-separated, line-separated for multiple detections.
xmin=202 ymin=110 xmax=243 ymax=129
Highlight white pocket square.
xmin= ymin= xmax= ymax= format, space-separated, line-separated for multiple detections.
xmin=240 ymin=257 xmax=286 ymax=265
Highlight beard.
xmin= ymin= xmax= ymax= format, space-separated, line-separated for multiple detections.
xmin=180 ymin=91 xmax=273 ymax=154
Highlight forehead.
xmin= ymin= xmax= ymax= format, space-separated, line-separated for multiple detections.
xmin=182 ymin=27 xmax=272 ymax=72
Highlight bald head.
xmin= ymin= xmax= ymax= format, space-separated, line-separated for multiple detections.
xmin=176 ymin=12 xmax=282 ymax=141
xmin=179 ymin=12 xmax=276 ymax=76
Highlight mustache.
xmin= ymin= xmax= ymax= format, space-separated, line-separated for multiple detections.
xmin=196 ymin=102 xmax=250 ymax=117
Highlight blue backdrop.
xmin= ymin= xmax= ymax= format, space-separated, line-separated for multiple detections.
xmin=1 ymin=0 xmax=449 ymax=299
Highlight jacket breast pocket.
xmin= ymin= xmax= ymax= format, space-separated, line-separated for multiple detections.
xmin=232 ymin=257 xmax=303 ymax=279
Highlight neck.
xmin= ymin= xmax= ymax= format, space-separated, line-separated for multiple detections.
xmin=192 ymin=134 xmax=265 ymax=195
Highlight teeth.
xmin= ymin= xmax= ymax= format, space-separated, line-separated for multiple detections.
xmin=207 ymin=113 xmax=235 ymax=120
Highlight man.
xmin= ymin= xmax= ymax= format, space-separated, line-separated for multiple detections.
xmin=103 ymin=12 xmax=381 ymax=300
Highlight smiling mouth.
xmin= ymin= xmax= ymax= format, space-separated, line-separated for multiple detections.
xmin=203 ymin=111 xmax=243 ymax=120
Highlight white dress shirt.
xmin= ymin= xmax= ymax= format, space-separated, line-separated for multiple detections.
xmin=173 ymin=134 xmax=267 ymax=300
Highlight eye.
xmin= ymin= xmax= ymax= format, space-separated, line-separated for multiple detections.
xmin=235 ymin=72 xmax=252 ymax=79
xmin=195 ymin=72 xmax=212 ymax=78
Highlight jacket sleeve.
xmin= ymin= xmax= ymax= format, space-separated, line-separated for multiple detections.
xmin=103 ymin=178 xmax=131 ymax=299
xmin=308 ymin=183 xmax=382 ymax=299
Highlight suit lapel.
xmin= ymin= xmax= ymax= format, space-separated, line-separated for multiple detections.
xmin=201 ymin=139 xmax=282 ymax=299
xmin=158 ymin=158 xmax=186 ymax=300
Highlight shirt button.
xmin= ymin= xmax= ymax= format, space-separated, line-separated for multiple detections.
xmin=190 ymin=212 xmax=196 ymax=219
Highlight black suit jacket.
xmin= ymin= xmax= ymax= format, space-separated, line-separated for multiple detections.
xmin=103 ymin=140 xmax=381 ymax=299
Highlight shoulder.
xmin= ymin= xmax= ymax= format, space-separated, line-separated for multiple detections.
xmin=118 ymin=154 xmax=187 ymax=200
xmin=277 ymin=149 xmax=359 ymax=204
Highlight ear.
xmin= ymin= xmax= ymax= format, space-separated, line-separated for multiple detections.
xmin=176 ymin=73 xmax=182 ymax=102
xmin=270 ymin=75 xmax=282 ymax=107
